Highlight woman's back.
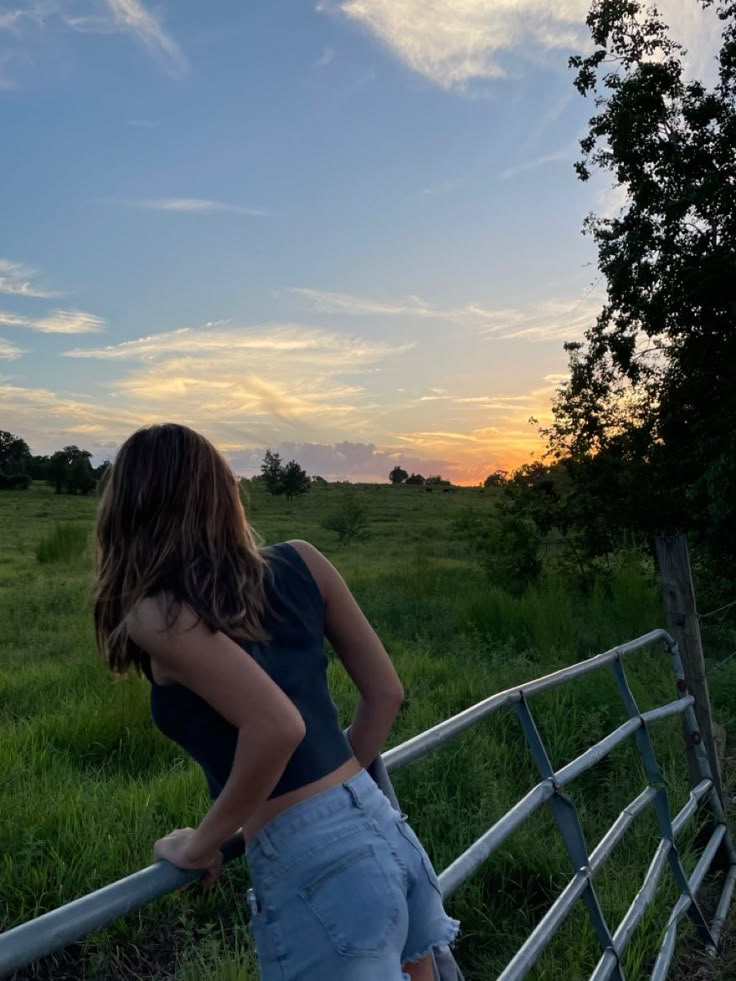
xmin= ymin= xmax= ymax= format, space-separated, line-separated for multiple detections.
xmin=141 ymin=542 xmax=353 ymax=801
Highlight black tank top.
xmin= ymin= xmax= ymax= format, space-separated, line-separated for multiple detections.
xmin=140 ymin=542 xmax=353 ymax=799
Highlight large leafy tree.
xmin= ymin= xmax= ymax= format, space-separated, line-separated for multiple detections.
xmin=48 ymin=445 xmax=95 ymax=495
xmin=545 ymin=0 xmax=736 ymax=565
xmin=0 ymin=431 xmax=30 ymax=471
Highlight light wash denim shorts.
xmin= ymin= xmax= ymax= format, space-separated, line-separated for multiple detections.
xmin=244 ymin=768 xmax=460 ymax=980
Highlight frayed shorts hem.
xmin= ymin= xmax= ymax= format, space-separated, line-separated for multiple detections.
xmin=403 ymin=917 xmax=461 ymax=966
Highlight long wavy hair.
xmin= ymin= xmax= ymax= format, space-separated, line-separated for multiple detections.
xmin=94 ymin=423 xmax=268 ymax=675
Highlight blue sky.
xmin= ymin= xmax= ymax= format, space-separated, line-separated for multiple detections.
xmin=0 ymin=0 xmax=720 ymax=482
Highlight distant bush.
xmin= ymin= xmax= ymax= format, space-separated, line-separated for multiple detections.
xmin=36 ymin=523 xmax=89 ymax=564
xmin=484 ymin=470 xmax=509 ymax=488
xmin=0 ymin=470 xmax=31 ymax=490
xmin=321 ymin=494 xmax=369 ymax=546
xmin=453 ymin=508 xmax=542 ymax=595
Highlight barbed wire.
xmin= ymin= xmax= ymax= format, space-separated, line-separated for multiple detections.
xmin=698 ymin=598 xmax=736 ymax=621
xmin=707 ymin=650 xmax=736 ymax=675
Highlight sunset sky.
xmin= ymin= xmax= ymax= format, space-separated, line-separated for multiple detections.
xmin=0 ymin=1 xmax=722 ymax=483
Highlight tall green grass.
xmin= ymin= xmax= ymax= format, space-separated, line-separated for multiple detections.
xmin=1 ymin=482 xmax=733 ymax=980
xmin=35 ymin=523 xmax=89 ymax=565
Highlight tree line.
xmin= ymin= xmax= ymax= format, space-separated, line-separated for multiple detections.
xmin=0 ymin=432 xmax=103 ymax=494
xmin=0 ymin=436 xmax=318 ymax=501
xmin=388 ymin=466 xmax=451 ymax=486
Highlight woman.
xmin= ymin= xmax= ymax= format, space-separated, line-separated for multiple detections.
xmin=94 ymin=423 xmax=460 ymax=981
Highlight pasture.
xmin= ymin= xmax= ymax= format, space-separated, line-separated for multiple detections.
xmin=1 ymin=482 xmax=735 ymax=980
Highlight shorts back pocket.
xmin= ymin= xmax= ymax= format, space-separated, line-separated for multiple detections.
xmin=298 ymin=843 xmax=401 ymax=957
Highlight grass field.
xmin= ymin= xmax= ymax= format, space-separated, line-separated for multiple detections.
xmin=1 ymin=482 xmax=735 ymax=980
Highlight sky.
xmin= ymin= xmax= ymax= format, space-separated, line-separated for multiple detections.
xmin=0 ymin=1 xmax=724 ymax=483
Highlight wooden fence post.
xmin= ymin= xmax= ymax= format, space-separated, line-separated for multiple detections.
xmin=656 ymin=534 xmax=724 ymax=804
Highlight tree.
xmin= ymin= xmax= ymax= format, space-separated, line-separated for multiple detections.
xmin=425 ymin=474 xmax=450 ymax=487
xmin=280 ymin=460 xmax=310 ymax=501
xmin=0 ymin=431 xmax=30 ymax=472
xmin=260 ymin=449 xmax=284 ymax=495
xmin=544 ymin=0 xmax=736 ymax=567
xmin=28 ymin=455 xmax=52 ymax=481
xmin=405 ymin=473 xmax=425 ymax=485
xmin=47 ymin=445 xmax=94 ymax=494
xmin=389 ymin=466 xmax=408 ymax=484
xmin=69 ymin=455 xmax=96 ymax=495
xmin=484 ymin=470 xmax=509 ymax=488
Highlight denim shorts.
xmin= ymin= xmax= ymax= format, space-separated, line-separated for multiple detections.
xmin=244 ymin=768 xmax=460 ymax=980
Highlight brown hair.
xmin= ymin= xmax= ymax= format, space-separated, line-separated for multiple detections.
xmin=94 ymin=423 xmax=268 ymax=674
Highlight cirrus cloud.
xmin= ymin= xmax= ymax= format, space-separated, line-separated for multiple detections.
xmin=321 ymin=0 xmax=724 ymax=91
xmin=0 ymin=308 xmax=106 ymax=333
xmin=0 ymin=258 xmax=58 ymax=298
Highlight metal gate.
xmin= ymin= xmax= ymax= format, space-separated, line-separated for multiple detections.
xmin=1 ymin=628 xmax=734 ymax=979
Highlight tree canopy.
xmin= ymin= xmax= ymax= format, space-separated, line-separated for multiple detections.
xmin=544 ymin=0 xmax=736 ymax=568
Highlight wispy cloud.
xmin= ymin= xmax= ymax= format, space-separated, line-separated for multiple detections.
xmin=64 ymin=322 xmax=409 ymax=363
xmin=320 ymin=0 xmax=590 ymax=90
xmin=406 ymin=177 xmax=465 ymax=201
xmin=97 ymin=197 xmax=268 ymax=217
xmin=0 ymin=322 xmax=413 ymax=458
xmin=322 ymin=0 xmax=725 ymax=92
xmin=0 ymin=309 xmax=106 ymax=333
xmin=292 ymin=287 xmax=468 ymax=320
xmin=0 ymin=259 xmax=57 ymax=298
xmin=1 ymin=321 xmax=413 ymax=461
xmin=60 ymin=1 xmax=186 ymax=77
xmin=292 ymin=286 xmax=602 ymax=342
xmin=64 ymin=14 xmax=119 ymax=35
xmin=316 ymin=45 xmax=335 ymax=68
xmin=0 ymin=337 xmax=26 ymax=360
xmin=500 ymin=145 xmax=576 ymax=180
xmin=0 ymin=4 xmax=44 ymax=32
xmin=104 ymin=0 xmax=187 ymax=78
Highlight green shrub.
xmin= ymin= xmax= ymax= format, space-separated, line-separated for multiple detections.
xmin=453 ymin=507 xmax=542 ymax=594
xmin=321 ymin=494 xmax=369 ymax=546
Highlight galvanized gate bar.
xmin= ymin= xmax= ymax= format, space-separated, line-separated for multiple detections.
xmin=491 ymin=771 xmax=721 ymax=981
xmin=383 ymin=689 xmax=522 ymax=771
xmin=439 ymin=781 xmax=555 ymax=897
xmin=496 ymin=870 xmax=591 ymax=981
xmin=2 ymin=628 xmax=734 ymax=981
xmin=383 ymin=630 xmax=676 ymax=773
xmin=514 ymin=695 xmax=622 ymax=980
xmin=670 ymin=780 xmax=714 ymax=834
xmin=650 ymin=824 xmax=727 ymax=981
xmin=588 ymin=787 xmax=658 ymax=871
xmin=0 ymin=834 xmax=246 ymax=975
xmin=605 ymin=839 xmax=673 ymax=967
xmin=711 ymin=864 xmax=736 ymax=947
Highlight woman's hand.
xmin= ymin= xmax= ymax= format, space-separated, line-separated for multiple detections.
xmin=153 ymin=827 xmax=223 ymax=889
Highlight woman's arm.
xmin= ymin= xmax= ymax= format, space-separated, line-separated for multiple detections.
xmin=127 ymin=598 xmax=306 ymax=866
xmin=288 ymin=540 xmax=404 ymax=768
